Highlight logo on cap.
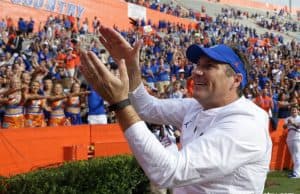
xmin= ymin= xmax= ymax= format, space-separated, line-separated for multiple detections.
xmin=234 ymin=62 xmax=239 ymax=68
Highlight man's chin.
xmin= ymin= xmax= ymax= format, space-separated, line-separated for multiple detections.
xmin=193 ymin=93 xmax=208 ymax=102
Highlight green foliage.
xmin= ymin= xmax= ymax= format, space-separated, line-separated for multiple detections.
xmin=2 ymin=159 xmax=299 ymax=194
xmin=264 ymin=171 xmax=300 ymax=193
xmin=0 ymin=155 xmax=149 ymax=194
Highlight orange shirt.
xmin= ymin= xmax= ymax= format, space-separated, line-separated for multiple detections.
xmin=68 ymin=16 xmax=75 ymax=25
xmin=187 ymin=78 xmax=194 ymax=97
xmin=73 ymin=51 xmax=81 ymax=66
xmin=254 ymin=96 xmax=272 ymax=113
xmin=6 ymin=18 xmax=14 ymax=28
xmin=56 ymin=53 xmax=66 ymax=68
xmin=144 ymin=36 xmax=154 ymax=46
xmin=65 ymin=54 xmax=77 ymax=69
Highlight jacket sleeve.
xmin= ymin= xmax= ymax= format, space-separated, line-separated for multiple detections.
xmin=129 ymin=83 xmax=199 ymax=129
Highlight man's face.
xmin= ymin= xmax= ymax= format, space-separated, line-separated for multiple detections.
xmin=192 ymin=56 xmax=237 ymax=108
xmin=159 ymin=59 xmax=164 ymax=65
xmin=291 ymin=107 xmax=298 ymax=117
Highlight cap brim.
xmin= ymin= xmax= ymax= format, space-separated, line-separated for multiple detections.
xmin=186 ymin=44 xmax=227 ymax=64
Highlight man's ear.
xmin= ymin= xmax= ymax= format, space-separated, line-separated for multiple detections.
xmin=233 ymin=73 xmax=243 ymax=89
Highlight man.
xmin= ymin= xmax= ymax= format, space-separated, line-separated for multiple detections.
xmin=253 ymin=87 xmax=277 ymax=130
xmin=65 ymin=47 xmax=78 ymax=78
xmin=11 ymin=31 xmax=24 ymax=54
xmin=156 ymin=57 xmax=170 ymax=93
xmin=283 ymin=106 xmax=300 ymax=179
xmin=79 ymin=25 xmax=272 ymax=193
xmin=141 ymin=59 xmax=157 ymax=90
xmin=253 ymin=88 xmax=273 ymax=115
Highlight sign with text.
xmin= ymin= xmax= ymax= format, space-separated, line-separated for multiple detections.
xmin=128 ymin=3 xmax=146 ymax=21
xmin=10 ymin=0 xmax=85 ymax=18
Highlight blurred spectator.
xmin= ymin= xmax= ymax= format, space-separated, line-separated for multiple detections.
xmin=47 ymin=83 xmax=70 ymax=126
xmin=27 ymin=17 xmax=34 ymax=37
xmin=141 ymin=59 xmax=157 ymax=89
xmin=168 ymin=80 xmax=184 ymax=99
xmin=253 ymin=88 xmax=273 ymax=114
xmin=283 ymin=106 xmax=300 ymax=178
xmin=156 ymin=57 xmax=170 ymax=93
xmin=87 ymin=88 xmax=107 ymax=124
xmin=65 ymin=82 xmax=89 ymax=125
xmin=277 ymin=92 xmax=293 ymax=119
xmin=24 ymin=80 xmax=47 ymax=128
xmin=1 ymin=77 xmax=24 ymax=128
xmin=18 ymin=17 xmax=27 ymax=36
xmin=65 ymin=47 xmax=77 ymax=78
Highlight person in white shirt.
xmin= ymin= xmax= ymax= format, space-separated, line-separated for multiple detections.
xmin=283 ymin=106 xmax=300 ymax=178
xmin=79 ymin=25 xmax=272 ymax=194
xmin=271 ymin=63 xmax=282 ymax=84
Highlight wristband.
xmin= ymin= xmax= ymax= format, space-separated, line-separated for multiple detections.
xmin=108 ymin=99 xmax=131 ymax=112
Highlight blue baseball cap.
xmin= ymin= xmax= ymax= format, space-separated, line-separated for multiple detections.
xmin=186 ymin=44 xmax=248 ymax=89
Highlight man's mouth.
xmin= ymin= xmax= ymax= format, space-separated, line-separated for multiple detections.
xmin=194 ymin=82 xmax=207 ymax=86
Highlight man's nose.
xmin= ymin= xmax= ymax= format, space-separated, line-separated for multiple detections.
xmin=192 ymin=69 xmax=204 ymax=76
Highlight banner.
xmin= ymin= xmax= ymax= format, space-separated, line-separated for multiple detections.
xmin=10 ymin=0 xmax=85 ymax=18
xmin=128 ymin=3 xmax=146 ymax=21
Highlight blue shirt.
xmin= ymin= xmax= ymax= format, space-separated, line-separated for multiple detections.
xmin=166 ymin=51 xmax=173 ymax=64
xmin=142 ymin=65 xmax=157 ymax=83
xmin=91 ymin=47 xmax=99 ymax=55
xmin=0 ymin=21 xmax=6 ymax=29
xmin=157 ymin=64 xmax=170 ymax=81
xmin=64 ymin=20 xmax=71 ymax=29
xmin=259 ymin=76 xmax=270 ymax=89
xmin=88 ymin=89 xmax=106 ymax=115
xmin=153 ymin=45 xmax=161 ymax=54
xmin=171 ymin=64 xmax=181 ymax=77
xmin=38 ymin=51 xmax=53 ymax=63
xmin=18 ymin=20 xmax=27 ymax=32
xmin=288 ymin=71 xmax=299 ymax=79
xmin=27 ymin=20 xmax=34 ymax=29
xmin=184 ymin=64 xmax=194 ymax=77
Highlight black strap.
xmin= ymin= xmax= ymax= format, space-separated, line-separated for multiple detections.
xmin=108 ymin=99 xmax=131 ymax=112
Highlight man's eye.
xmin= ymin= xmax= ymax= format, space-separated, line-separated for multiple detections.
xmin=204 ymin=64 xmax=214 ymax=69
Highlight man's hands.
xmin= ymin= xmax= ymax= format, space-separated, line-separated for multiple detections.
xmin=79 ymin=51 xmax=129 ymax=105
xmin=79 ymin=25 xmax=144 ymax=130
xmin=98 ymin=25 xmax=143 ymax=91
xmin=79 ymin=50 xmax=141 ymax=131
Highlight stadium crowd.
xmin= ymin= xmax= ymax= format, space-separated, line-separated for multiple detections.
xmin=125 ymin=0 xmax=207 ymax=21
xmin=219 ymin=6 xmax=299 ymax=34
xmin=125 ymin=0 xmax=299 ymax=33
xmin=0 ymin=0 xmax=299 ymax=132
xmin=255 ymin=8 xmax=299 ymax=33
